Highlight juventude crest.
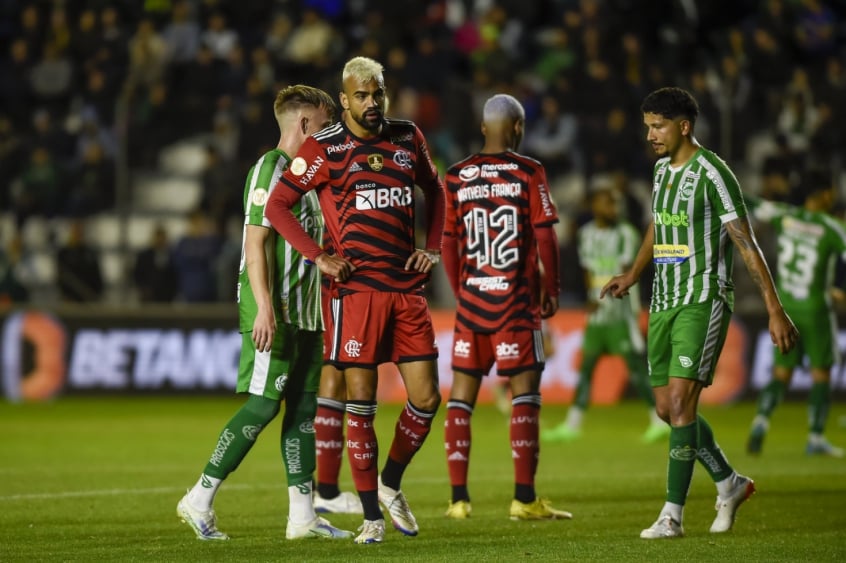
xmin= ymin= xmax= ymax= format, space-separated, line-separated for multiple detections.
xmin=679 ymin=170 xmax=699 ymax=201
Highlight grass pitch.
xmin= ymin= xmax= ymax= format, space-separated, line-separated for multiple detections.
xmin=1 ymin=396 xmax=844 ymax=562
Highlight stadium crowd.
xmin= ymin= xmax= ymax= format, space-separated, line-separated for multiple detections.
xmin=1 ymin=0 xmax=845 ymax=305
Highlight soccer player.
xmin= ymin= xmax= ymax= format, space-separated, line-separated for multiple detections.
xmin=601 ymin=87 xmax=799 ymax=539
xmin=542 ymin=186 xmax=669 ymax=444
xmin=441 ymin=93 xmax=572 ymax=521
xmin=176 ymin=85 xmax=352 ymax=541
xmin=265 ymin=56 xmax=445 ymax=545
xmin=747 ymin=171 xmax=846 ymax=457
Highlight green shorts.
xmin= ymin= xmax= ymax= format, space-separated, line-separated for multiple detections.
xmin=236 ymin=324 xmax=322 ymax=400
xmin=647 ymin=299 xmax=731 ymax=387
xmin=774 ymin=307 xmax=838 ymax=370
xmin=583 ymin=317 xmax=645 ymax=357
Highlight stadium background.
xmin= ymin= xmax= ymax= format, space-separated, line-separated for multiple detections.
xmin=1 ymin=0 xmax=846 ymax=403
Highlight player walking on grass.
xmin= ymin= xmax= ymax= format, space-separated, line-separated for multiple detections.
xmin=747 ymin=172 xmax=846 ymax=458
xmin=542 ymin=186 xmax=669 ymax=444
xmin=266 ymin=56 xmax=445 ymax=545
xmin=602 ymin=87 xmax=799 ymax=539
xmin=441 ymin=93 xmax=572 ymax=522
xmin=177 ymin=85 xmax=352 ymax=541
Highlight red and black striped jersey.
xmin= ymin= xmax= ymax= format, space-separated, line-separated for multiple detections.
xmin=269 ymin=118 xmax=444 ymax=295
xmin=444 ymin=150 xmax=559 ymax=332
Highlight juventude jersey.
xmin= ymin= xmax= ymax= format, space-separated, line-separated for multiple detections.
xmin=444 ymin=150 xmax=558 ymax=332
xmin=578 ymin=220 xmax=641 ymax=324
xmin=274 ymin=119 xmax=444 ymax=295
xmin=238 ymin=148 xmax=323 ymax=332
xmin=649 ymin=146 xmax=748 ymax=313
xmin=753 ymin=199 xmax=846 ymax=311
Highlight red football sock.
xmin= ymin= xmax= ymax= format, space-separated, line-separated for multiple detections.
xmin=387 ymin=401 xmax=435 ymax=465
xmin=444 ymin=400 xmax=473 ymax=488
xmin=511 ymin=394 xmax=541 ymax=487
xmin=345 ymin=402 xmax=378 ymax=493
xmin=315 ymin=401 xmax=344 ymax=490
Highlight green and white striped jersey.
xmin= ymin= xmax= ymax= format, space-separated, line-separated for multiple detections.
xmin=238 ymin=148 xmax=324 ymax=332
xmin=752 ymin=199 xmax=846 ymax=312
xmin=578 ymin=219 xmax=641 ymax=324
xmin=649 ymin=147 xmax=748 ymax=313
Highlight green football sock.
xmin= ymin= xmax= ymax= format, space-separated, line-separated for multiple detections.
xmin=281 ymin=391 xmax=317 ymax=487
xmin=756 ymin=379 xmax=786 ymax=418
xmin=808 ymin=382 xmax=831 ymax=434
xmin=574 ymin=354 xmax=599 ymax=410
xmin=203 ymin=394 xmax=280 ymax=479
xmin=695 ymin=415 xmax=733 ymax=482
xmin=666 ymin=421 xmax=698 ymax=505
xmin=625 ymin=353 xmax=655 ymax=407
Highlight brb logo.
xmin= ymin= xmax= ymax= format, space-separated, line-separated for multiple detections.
xmin=356 ymin=186 xmax=412 ymax=210
xmin=453 ymin=339 xmax=471 ymax=358
xmin=495 ymin=342 xmax=520 ymax=360
xmin=344 ymin=338 xmax=362 ymax=358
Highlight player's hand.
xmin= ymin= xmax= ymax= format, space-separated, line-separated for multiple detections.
xmin=252 ymin=307 xmax=276 ymax=353
xmin=539 ymin=286 xmax=559 ymax=319
xmin=769 ymin=309 xmax=799 ymax=355
xmin=405 ymin=249 xmax=440 ymax=273
xmin=315 ymin=253 xmax=356 ymax=282
xmin=600 ymin=272 xmax=634 ymax=299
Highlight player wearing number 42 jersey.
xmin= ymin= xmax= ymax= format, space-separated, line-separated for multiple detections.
xmin=747 ymin=172 xmax=846 ymax=458
xmin=267 ymin=56 xmax=444 ymax=545
xmin=441 ymin=93 xmax=572 ymax=522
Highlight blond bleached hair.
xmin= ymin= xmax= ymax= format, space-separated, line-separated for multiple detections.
xmin=273 ymin=84 xmax=337 ymax=122
xmin=342 ymin=56 xmax=384 ymax=85
xmin=483 ymin=94 xmax=525 ymax=124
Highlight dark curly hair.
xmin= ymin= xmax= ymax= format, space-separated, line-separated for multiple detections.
xmin=641 ymin=87 xmax=699 ymax=127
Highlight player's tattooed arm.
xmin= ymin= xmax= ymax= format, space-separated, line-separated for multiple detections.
xmin=726 ymin=216 xmax=799 ymax=354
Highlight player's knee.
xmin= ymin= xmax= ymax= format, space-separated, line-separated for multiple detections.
xmin=414 ymin=389 xmax=441 ymax=412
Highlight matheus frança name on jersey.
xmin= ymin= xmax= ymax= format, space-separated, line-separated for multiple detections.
xmin=457 ymin=183 xmax=523 ymax=202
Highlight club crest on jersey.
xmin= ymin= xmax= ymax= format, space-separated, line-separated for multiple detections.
xmin=459 ymin=165 xmax=480 ymax=182
xmin=367 ymin=154 xmax=384 ymax=171
xmin=344 ymin=337 xmax=362 ymax=358
xmin=393 ymin=150 xmax=412 ymax=169
xmin=679 ymin=171 xmax=699 ymax=201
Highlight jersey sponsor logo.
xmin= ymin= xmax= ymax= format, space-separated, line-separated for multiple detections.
xmin=251 ymin=188 xmax=268 ymax=206
xmin=298 ymin=156 xmax=325 ymax=185
xmin=274 ymin=373 xmax=288 ymax=391
xmin=344 ymin=337 xmax=362 ymax=358
xmin=495 ymin=341 xmax=520 ymax=359
xmin=391 ymin=132 xmax=413 ymax=143
xmin=284 ymin=437 xmax=302 ymax=474
xmin=367 ymin=154 xmax=383 ymax=171
xmin=393 ymin=150 xmax=412 ymax=169
xmin=466 ymin=276 xmax=510 ymax=291
xmin=326 ymin=140 xmax=356 ymax=154
xmin=654 ymin=209 xmax=689 ymax=227
xmin=209 ymin=428 xmax=235 ymax=467
xmin=459 ymin=165 xmax=480 ymax=182
xmin=783 ymin=216 xmax=825 ymax=238
xmin=481 ymin=162 xmax=518 ymax=178
xmin=678 ymin=355 xmax=693 ymax=368
xmin=242 ymin=424 xmax=262 ymax=441
xmin=453 ymin=338 xmax=471 ymax=358
xmin=653 ymin=244 xmax=690 ymax=264
xmin=355 ymin=186 xmax=413 ymax=210
xmin=290 ymin=157 xmax=307 ymax=175
xmin=315 ymin=415 xmax=344 ymax=427
xmin=348 ymin=161 xmax=363 ymax=172
xmin=698 ymin=447 xmax=722 ymax=473
xmin=538 ymin=184 xmax=555 ymax=216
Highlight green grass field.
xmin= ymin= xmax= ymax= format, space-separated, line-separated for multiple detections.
xmin=1 ymin=396 xmax=844 ymax=562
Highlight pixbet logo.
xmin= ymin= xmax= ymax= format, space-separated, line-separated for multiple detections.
xmin=326 ymin=140 xmax=356 ymax=154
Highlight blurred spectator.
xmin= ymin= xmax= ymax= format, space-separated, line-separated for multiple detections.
xmin=124 ymin=18 xmax=168 ymax=99
xmin=793 ymin=0 xmax=837 ymax=61
xmin=172 ymin=210 xmax=222 ymax=302
xmin=28 ymin=41 xmax=74 ymax=116
xmin=777 ymin=89 xmax=819 ymax=153
xmin=0 ymin=116 xmax=25 ymax=210
xmin=133 ymin=223 xmax=178 ymax=303
xmin=174 ymin=44 xmax=219 ymax=136
xmin=284 ymin=8 xmax=338 ymax=71
xmin=10 ymin=145 xmax=64 ymax=227
xmin=57 ymin=219 xmax=104 ymax=302
xmin=199 ymin=144 xmax=240 ymax=227
xmin=712 ymin=54 xmax=752 ymax=161
xmin=25 ymin=108 xmax=74 ymax=163
xmin=0 ymin=39 xmax=35 ymax=129
xmin=127 ymin=82 xmax=178 ymax=168
xmin=162 ymin=0 xmax=200 ymax=71
xmin=66 ymin=141 xmax=115 ymax=217
xmin=760 ymin=133 xmax=803 ymax=203
xmin=0 ymin=235 xmax=30 ymax=304
xmin=70 ymin=8 xmax=101 ymax=68
xmin=17 ymin=2 xmax=45 ymax=57
xmin=201 ymin=11 xmax=238 ymax=62
xmin=524 ymin=93 xmax=580 ymax=178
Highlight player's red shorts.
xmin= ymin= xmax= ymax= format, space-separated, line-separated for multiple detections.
xmin=321 ymin=287 xmax=335 ymax=362
xmin=451 ymin=328 xmax=545 ymax=377
xmin=326 ymin=292 xmax=438 ymax=369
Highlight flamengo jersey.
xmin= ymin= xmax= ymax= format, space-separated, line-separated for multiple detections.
xmin=238 ymin=149 xmax=323 ymax=332
xmin=275 ymin=119 xmax=443 ymax=295
xmin=444 ymin=150 xmax=558 ymax=332
xmin=578 ymin=220 xmax=641 ymax=325
xmin=650 ymin=147 xmax=748 ymax=313
xmin=753 ymin=199 xmax=846 ymax=312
